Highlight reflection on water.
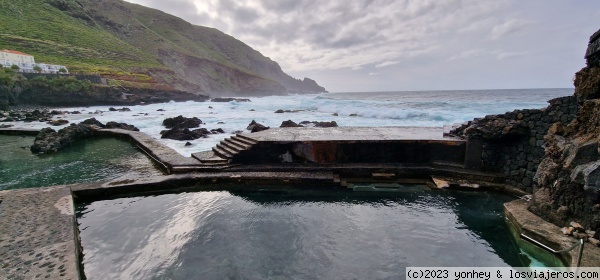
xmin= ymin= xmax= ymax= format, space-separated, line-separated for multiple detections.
xmin=0 ymin=135 xmax=162 ymax=190
xmin=78 ymin=188 xmax=535 ymax=279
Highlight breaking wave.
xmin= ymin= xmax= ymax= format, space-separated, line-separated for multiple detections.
xmin=7 ymin=88 xmax=573 ymax=156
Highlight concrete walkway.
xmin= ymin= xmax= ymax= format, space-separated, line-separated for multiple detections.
xmin=0 ymin=187 xmax=79 ymax=280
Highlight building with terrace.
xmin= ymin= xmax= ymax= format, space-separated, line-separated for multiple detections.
xmin=0 ymin=50 xmax=68 ymax=74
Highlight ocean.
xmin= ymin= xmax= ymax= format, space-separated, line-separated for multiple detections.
xmin=7 ymin=88 xmax=573 ymax=157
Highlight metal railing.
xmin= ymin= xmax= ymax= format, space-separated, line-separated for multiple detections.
xmin=520 ymin=233 xmax=585 ymax=267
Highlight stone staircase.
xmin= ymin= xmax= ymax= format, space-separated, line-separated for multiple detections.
xmin=192 ymin=134 xmax=259 ymax=166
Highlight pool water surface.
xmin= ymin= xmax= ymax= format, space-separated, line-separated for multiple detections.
xmin=77 ymin=187 xmax=542 ymax=279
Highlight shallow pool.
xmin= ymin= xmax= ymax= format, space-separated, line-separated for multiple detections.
xmin=0 ymin=135 xmax=162 ymax=190
xmin=77 ymin=187 xmax=543 ymax=279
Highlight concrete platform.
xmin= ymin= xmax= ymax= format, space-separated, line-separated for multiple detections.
xmin=222 ymin=127 xmax=470 ymax=166
xmin=245 ymin=127 xmax=459 ymax=142
xmin=0 ymin=187 xmax=79 ymax=280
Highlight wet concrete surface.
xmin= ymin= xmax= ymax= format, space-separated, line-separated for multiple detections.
xmin=504 ymin=199 xmax=600 ymax=267
xmin=0 ymin=187 xmax=79 ymax=280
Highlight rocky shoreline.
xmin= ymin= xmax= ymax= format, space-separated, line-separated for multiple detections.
xmin=0 ymin=71 xmax=210 ymax=110
xmin=30 ymin=118 xmax=140 ymax=154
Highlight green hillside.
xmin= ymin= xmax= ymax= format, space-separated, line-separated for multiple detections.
xmin=0 ymin=0 xmax=160 ymax=70
xmin=0 ymin=0 xmax=326 ymax=95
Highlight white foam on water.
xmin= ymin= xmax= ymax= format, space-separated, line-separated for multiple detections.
xmin=5 ymin=89 xmax=573 ymax=157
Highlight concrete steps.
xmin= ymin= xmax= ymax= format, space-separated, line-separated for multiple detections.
xmin=234 ymin=133 xmax=259 ymax=145
xmin=193 ymin=134 xmax=259 ymax=166
xmin=212 ymin=134 xmax=258 ymax=159
xmin=213 ymin=143 xmax=236 ymax=159
xmin=192 ymin=151 xmax=229 ymax=165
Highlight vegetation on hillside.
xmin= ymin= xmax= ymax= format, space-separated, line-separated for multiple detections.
xmin=28 ymin=76 xmax=92 ymax=92
xmin=0 ymin=69 xmax=27 ymax=90
xmin=0 ymin=0 xmax=326 ymax=95
xmin=0 ymin=0 xmax=162 ymax=72
xmin=0 ymin=69 xmax=92 ymax=93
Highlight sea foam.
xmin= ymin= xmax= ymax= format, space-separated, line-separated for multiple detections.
xmin=5 ymin=89 xmax=573 ymax=157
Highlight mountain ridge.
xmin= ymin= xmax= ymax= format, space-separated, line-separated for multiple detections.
xmin=0 ymin=0 xmax=326 ymax=96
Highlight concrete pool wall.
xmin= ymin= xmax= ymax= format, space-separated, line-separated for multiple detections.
xmin=1 ymin=127 xmax=599 ymax=279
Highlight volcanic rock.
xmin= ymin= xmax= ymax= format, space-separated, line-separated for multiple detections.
xmin=30 ymin=124 xmax=94 ymax=154
xmin=275 ymin=109 xmax=303 ymax=113
xmin=211 ymin=98 xmax=251 ymax=102
xmin=162 ymin=115 xmax=202 ymax=129
xmin=562 ymin=227 xmax=574 ymax=236
xmin=280 ymin=120 xmax=301 ymax=127
xmin=105 ymin=121 xmax=139 ymax=131
xmin=299 ymin=121 xmax=338 ymax=128
xmin=80 ymin=118 xmax=105 ymax=128
xmin=47 ymin=119 xmax=69 ymax=126
xmin=109 ymin=107 xmax=131 ymax=112
xmin=160 ymin=127 xmax=210 ymax=140
xmin=247 ymin=120 xmax=269 ymax=133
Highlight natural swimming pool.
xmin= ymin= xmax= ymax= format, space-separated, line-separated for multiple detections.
xmin=76 ymin=186 xmax=555 ymax=279
xmin=0 ymin=135 xmax=162 ymax=190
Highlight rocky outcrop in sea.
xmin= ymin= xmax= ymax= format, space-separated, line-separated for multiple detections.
xmin=246 ymin=120 xmax=269 ymax=132
xmin=30 ymin=118 xmax=139 ymax=154
xmin=159 ymin=115 xmax=223 ymax=140
xmin=280 ymin=120 xmax=338 ymax=128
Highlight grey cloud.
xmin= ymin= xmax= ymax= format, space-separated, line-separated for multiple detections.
xmin=496 ymin=52 xmax=527 ymax=60
xmin=216 ymin=0 xmax=260 ymax=23
xmin=125 ymin=0 xmax=200 ymax=22
xmin=124 ymin=0 xmax=600 ymax=92
xmin=260 ymin=0 xmax=304 ymax=14
xmin=490 ymin=19 xmax=533 ymax=40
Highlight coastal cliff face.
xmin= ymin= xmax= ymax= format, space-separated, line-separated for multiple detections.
xmin=0 ymin=0 xmax=326 ymax=96
xmin=17 ymin=84 xmax=209 ymax=106
xmin=451 ymin=28 xmax=600 ymax=233
xmin=529 ymin=29 xmax=600 ymax=232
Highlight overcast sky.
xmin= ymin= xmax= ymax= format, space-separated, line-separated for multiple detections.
xmin=125 ymin=0 xmax=600 ymax=92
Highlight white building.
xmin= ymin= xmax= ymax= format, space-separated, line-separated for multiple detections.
xmin=0 ymin=50 xmax=68 ymax=74
xmin=0 ymin=49 xmax=35 ymax=64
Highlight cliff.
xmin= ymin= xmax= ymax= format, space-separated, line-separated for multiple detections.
xmin=450 ymin=28 xmax=600 ymax=236
xmin=0 ymin=70 xmax=207 ymax=109
xmin=0 ymin=0 xmax=326 ymax=97
xmin=530 ymin=29 xmax=600 ymax=233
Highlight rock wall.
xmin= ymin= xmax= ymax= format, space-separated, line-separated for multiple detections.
xmin=453 ymin=28 xmax=600 ymax=233
xmin=529 ymin=29 xmax=600 ymax=233
xmin=585 ymin=29 xmax=600 ymax=68
xmin=449 ymin=96 xmax=579 ymax=192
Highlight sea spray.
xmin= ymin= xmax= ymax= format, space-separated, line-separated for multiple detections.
xmin=3 ymin=88 xmax=572 ymax=156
